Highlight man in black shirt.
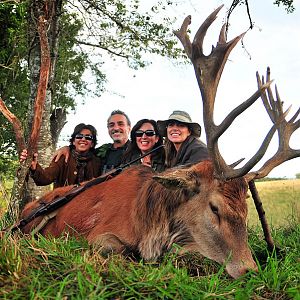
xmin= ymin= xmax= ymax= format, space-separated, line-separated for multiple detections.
xmin=96 ymin=110 xmax=131 ymax=174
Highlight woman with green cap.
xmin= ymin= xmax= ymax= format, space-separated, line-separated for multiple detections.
xmin=157 ymin=110 xmax=209 ymax=168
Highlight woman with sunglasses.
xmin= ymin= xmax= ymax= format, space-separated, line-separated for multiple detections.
xmin=157 ymin=110 xmax=209 ymax=168
xmin=20 ymin=123 xmax=101 ymax=188
xmin=122 ymin=119 xmax=165 ymax=172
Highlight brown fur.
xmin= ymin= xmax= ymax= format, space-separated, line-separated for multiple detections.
xmin=20 ymin=160 xmax=257 ymax=278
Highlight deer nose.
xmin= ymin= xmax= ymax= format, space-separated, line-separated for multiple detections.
xmin=226 ymin=259 xmax=258 ymax=278
xmin=241 ymin=257 xmax=259 ymax=276
xmin=239 ymin=263 xmax=258 ymax=276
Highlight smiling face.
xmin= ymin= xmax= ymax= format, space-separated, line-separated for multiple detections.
xmin=167 ymin=121 xmax=191 ymax=151
xmin=72 ymin=129 xmax=94 ymax=154
xmin=135 ymin=122 xmax=159 ymax=154
xmin=107 ymin=114 xmax=131 ymax=148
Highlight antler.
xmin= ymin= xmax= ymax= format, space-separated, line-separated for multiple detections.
xmin=175 ymin=6 xmax=300 ymax=180
xmin=245 ymin=68 xmax=300 ymax=181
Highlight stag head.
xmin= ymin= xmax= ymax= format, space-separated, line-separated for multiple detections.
xmin=174 ymin=5 xmax=300 ymax=181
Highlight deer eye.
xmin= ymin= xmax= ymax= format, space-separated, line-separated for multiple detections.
xmin=209 ymin=203 xmax=218 ymax=214
xmin=209 ymin=203 xmax=220 ymax=223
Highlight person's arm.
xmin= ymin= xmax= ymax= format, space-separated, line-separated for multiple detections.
xmin=30 ymin=157 xmax=63 ymax=186
xmin=53 ymin=146 xmax=70 ymax=163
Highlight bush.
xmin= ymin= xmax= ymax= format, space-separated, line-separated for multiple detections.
xmin=0 ymin=154 xmax=18 ymax=179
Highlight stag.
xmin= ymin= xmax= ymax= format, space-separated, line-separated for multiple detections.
xmin=174 ymin=5 xmax=300 ymax=248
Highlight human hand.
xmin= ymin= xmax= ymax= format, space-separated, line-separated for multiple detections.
xmin=53 ymin=146 xmax=70 ymax=163
xmin=20 ymin=149 xmax=28 ymax=162
xmin=20 ymin=149 xmax=38 ymax=170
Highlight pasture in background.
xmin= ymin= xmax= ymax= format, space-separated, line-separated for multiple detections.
xmin=247 ymin=179 xmax=300 ymax=228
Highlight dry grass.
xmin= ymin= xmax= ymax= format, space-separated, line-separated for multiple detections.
xmin=247 ymin=179 xmax=300 ymax=228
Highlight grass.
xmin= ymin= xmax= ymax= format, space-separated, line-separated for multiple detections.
xmin=0 ymin=223 xmax=299 ymax=299
xmin=0 ymin=179 xmax=299 ymax=299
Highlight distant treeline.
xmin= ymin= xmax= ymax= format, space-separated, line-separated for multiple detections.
xmin=256 ymin=177 xmax=291 ymax=182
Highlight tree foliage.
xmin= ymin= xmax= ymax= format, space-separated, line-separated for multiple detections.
xmin=0 ymin=3 xmax=29 ymax=160
xmin=0 ymin=1 xmax=184 ymax=167
xmin=69 ymin=0 xmax=184 ymax=69
xmin=273 ymin=0 xmax=295 ymax=13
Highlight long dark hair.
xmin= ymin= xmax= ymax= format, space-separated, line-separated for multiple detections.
xmin=69 ymin=123 xmax=97 ymax=150
xmin=164 ymin=138 xmax=178 ymax=168
xmin=122 ymin=119 xmax=164 ymax=162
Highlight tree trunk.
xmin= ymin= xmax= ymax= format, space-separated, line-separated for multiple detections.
xmin=8 ymin=1 xmax=51 ymax=220
xmin=21 ymin=0 xmax=65 ymax=202
xmin=27 ymin=90 xmax=54 ymax=200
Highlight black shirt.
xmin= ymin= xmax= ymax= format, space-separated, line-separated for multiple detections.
xmin=96 ymin=141 xmax=130 ymax=174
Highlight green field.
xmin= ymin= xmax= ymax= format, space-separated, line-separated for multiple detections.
xmin=247 ymin=179 xmax=300 ymax=228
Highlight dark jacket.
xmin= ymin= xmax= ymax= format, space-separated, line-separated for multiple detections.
xmin=122 ymin=150 xmax=166 ymax=173
xmin=171 ymin=135 xmax=209 ymax=168
xmin=96 ymin=141 xmax=130 ymax=174
xmin=31 ymin=153 xmax=101 ymax=188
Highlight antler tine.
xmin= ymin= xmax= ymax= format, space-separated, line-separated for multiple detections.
xmin=173 ymin=15 xmax=192 ymax=59
xmin=259 ymin=72 xmax=276 ymax=123
xmin=193 ymin=5 xmax=224 ymax=50
xmin=290 ymin=106 xmax=300 ymax=124
xmin=245 ymin=68 xmax=300 ymax=181
xmin=193 ymin=15 xmax=246 ymax=106
xmin=218 ymin=23 xmax=227 ymax=44
xmin=274 ymin=84 xmax=300 ymax=122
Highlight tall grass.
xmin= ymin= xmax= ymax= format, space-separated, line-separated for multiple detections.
xmin=0 ymin=222 xmax=299 ymax=299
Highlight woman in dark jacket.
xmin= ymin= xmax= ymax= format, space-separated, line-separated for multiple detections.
xmin=122 ymin=119 xmax=165 ymax=172
xmin=157 ymin=110 xmax=209 ymax=168
xmin=21 ymin=123 xmax=101 ymax=188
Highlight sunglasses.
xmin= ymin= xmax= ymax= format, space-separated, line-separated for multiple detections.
xmin=135 ymin=130 xmax=156 ymax=137
xmin=75 ymin=134 xmax=94 ymax=141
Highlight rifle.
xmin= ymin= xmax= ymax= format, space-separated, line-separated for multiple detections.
xmin=6 ymin=144 xmax=164 ymax=233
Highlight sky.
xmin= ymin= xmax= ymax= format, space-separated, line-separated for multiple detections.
xmin=59 ymin=0 xmax=300 ymax=178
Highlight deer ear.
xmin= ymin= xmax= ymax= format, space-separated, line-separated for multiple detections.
xmin=153 ymin=174 xmax=188 ymax=189
xmin=153 ymin=169 xmax=200 ymax=193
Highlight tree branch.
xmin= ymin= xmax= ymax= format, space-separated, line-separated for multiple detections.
xmin=0 ymin=98 xmax=25 ymax=153
xmin=75 ymin=39 xmax=129 ymax=59
xmin=7 ymin=10 xmax=51 ymax=220
xmin=27 ymin=14 xmax=51 ymax=153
